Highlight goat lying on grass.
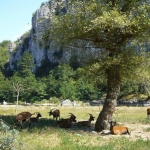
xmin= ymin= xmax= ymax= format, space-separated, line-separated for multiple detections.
xmin=48 ymin=108 xmax=60 ymax=121
xmin=109 ymin=120 xmax=130 ymax=135
xmin=77 ymin=113 xmax=95 ymax=127
xmin=57 ymin=120 xmax=72 ymax=128
xmin=30 ymin=112 xmax=42 ymax=123
xmin=57 ymin=113 xmax=76 ymax=128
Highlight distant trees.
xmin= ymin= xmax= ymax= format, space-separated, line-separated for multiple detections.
xmin=0 ymin=42 xmax=149 ymax=105
xmin=76 ymin=77 xmax=99 ymax=100
xmin=0 ymin=40 xmax=10 ymax=49
xmin=52 ymin=64 xmax=76 ymax=99
xmin=0 ymin=40 xmax=10 ymax=73
xmin=0 ymin=46 xmax=101 ymax=103
xmin=45 ymin=64 xmax=100 ymax=100
xmin=16 ymin=51 xmax=34 ymax=77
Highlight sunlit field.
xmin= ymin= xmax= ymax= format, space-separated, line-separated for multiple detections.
xmin=0 ymin=105 xmax=150 ymax=150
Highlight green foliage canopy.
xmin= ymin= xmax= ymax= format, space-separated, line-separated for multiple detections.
xmin=46 ymin=0 xmax=150 ymax=81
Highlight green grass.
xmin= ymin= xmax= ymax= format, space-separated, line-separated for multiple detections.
xmin=144 ymin=127 xmax=150 ymax=132
xmin=0 ymin=105 xmax=150 ymax=150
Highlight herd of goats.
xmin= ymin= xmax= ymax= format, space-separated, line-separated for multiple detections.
xmin=13 ymin=107 xmax=150 ymax=135
xmin=15 ymin=109 xmax=95 ymax=129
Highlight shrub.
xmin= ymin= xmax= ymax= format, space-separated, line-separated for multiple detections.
xmin=49 ymin=97 xmax=60 ymax=104
xmin=0 ymin=119 xmax=24 ymax=150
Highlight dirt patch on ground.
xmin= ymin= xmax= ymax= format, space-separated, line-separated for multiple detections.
xmin=69 ymin=122 xmax=150 ymax=141
xmin=122 ymin=123 xmax=150 ymax=141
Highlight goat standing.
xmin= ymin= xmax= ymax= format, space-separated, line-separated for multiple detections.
xmin=15 ymin=112 xmax=42 ymax=128
xmin=77 ymin=113 xmax=95 ymax=127
xmin=109 ymin=121 xmax=130 ymax=135
xmin=48 ymin=108 xmax=60 ymax=121
xmin=147 ymin=108 xmax=150 ymax=119
xmin=15 ymin=112 xmax=32 ymax=128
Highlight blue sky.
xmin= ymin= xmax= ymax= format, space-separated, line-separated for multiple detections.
xmin=0 ymin=0 xmax=47 ymax=42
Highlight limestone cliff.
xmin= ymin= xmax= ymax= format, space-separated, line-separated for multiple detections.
xmin=7 ymin=2 xmax=69 ymax=72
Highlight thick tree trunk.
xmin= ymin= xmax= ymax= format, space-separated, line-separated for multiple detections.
xmin=95 ymin=65 xmax=121 ymax=132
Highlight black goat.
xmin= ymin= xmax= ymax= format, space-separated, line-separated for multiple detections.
xmin=48 ymin=108 xmax=60 ymax=121
xmin=30 ymin=112 xmax=42 ymax=123
xmin=57 ymin=113 xmax=76 ymax=128
xmin=77 ymin=113 xmax=95 ymax=127
xmin=147 ymin=108 xmax=150 ymax=118
xmin=57 ymin=120 xmax=72 ymax=128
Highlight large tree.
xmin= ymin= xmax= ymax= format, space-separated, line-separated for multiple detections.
xmin=46 ymin=0 xmax=150 ymax=131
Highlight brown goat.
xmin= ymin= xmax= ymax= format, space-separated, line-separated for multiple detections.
xmin=147 ymin=108 xmax=150 ymax=118
xmin=109 ymin=121 xmax=130 ymax=135
xmin=57 ymin=120 xmax=72 ymax=128
xmin=57 ymin=113 xmax=77 ymax=128
xmin=61 ymin=113 xmax=77 ymax=122
xmin=29 ymin=112 xmax=42 ymax=123
xmin=15 ymin=112 xmax=32 ymax=128
xmin=77 ymin=113 xmax=95 ymax=127
xmin=48 ymin=108 xmax=60 ymax=121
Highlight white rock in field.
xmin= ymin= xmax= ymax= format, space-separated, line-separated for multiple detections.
xmin=101 ymin=130 xmax=111 ymax=135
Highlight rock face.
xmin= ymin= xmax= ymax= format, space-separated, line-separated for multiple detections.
xmin=7 ymin=1 xmax=100 ymax=73
xmin=7 ymin=2 xmax=69 ymax=72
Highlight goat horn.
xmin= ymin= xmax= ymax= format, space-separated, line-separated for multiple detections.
xmin=50 ymin=108 xmax=56 ymax=112
xmin=51 ymin=108 xmax=56 ymax=110
xmin=36 ymin=112 xmax=40 ymax=115
xmin=69 ymin=113 xmax=74 ymax=116
xmin=32 ymin=112 xmax=38 ymax=115
xmin=88 ymin=113 xmax=92 ymax=116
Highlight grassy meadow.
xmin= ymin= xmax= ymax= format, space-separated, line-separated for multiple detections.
xmin=0 ymin=105 xmax=150 ymax=150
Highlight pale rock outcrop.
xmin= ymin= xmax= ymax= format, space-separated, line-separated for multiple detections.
xmin=7 ymin=1 xmax=93 ymax=72
xmin=8 ymin=3 xmax=52 ymax=70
